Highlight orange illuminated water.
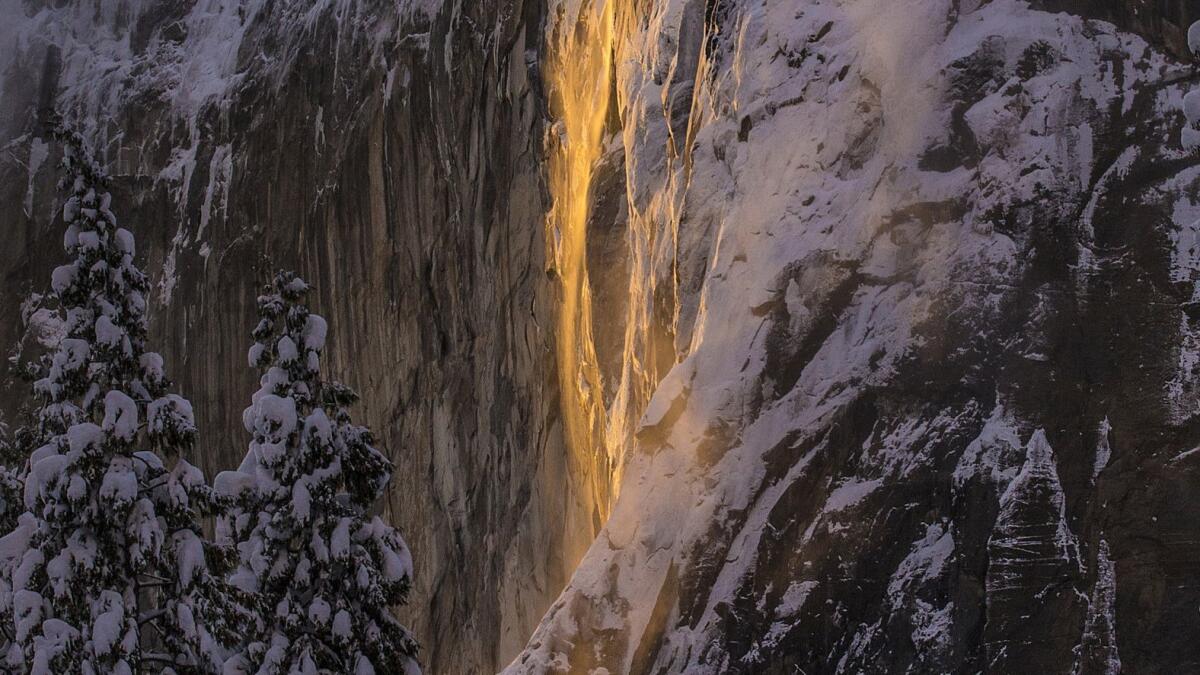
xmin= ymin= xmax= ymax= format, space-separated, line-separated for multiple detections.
xmin=544 ymin=0 xmax=618 ymax=519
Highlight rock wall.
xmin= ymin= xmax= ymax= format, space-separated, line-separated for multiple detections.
xmin=1035 ymin=0 xmax=1197 ymax=58
xmin=510 ymin=0 xmax=1200 ymax=672
xmin=0 ymin=1 xmax=603 ymax=672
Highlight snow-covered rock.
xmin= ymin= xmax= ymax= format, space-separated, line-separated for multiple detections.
xmin=507 ymin=1 xmax=1200 ymax=672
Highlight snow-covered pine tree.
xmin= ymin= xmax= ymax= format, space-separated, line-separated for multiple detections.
xmin=0 ymin=408 xmax=44 ymax=660
xmin=217 ymin=272 xmax=419 ymax=675
xmin=0 ymin=421 xmax=28 ymax=549
xmin=0 ymin=305 xmax=64 ymax=663
xmin=0 ymin=420 xmax=22 ymax=657
xmin=0 ymin=306 xmax=73 ymax=588
xmin=0 ymin=117 xmax=240 ymax=673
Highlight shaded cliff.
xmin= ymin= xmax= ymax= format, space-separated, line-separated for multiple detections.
xmin=0 ymin=0 xmax=607 ymax=672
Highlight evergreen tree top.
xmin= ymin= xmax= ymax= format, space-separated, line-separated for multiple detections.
xmin=219 ymin=271 xmax=419 ymax=675
xmin=0 ymin=118 xmax=235 ymax=674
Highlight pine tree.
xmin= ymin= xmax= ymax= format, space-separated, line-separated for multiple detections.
xmin=0 ymin=410 xmax=43 ymax=659
xmin=0 ymin=422 xmax=28 ymax=547
xmin=0 ymin=422 xmax=22 ymax=656
xmin=0 ymin=118 xmax=239 ymax=673
xmin=0 ymin=288 xmax=63 ymax=661
xmin=217 ymin=272 xmax=419 ymax=675
xmin=0 ymin=302 xmax=79 ymax=656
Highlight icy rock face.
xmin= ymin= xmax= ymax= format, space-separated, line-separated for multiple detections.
xmin=0 ymin=1 xmax=593 ymax=673
xmin=509 ymin=0 xmax=1200 ymax=673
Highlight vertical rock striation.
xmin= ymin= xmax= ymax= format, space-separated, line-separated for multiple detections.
xmin=0 ymin=1 xmax=595 ymax=672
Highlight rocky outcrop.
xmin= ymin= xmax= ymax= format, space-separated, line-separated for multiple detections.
xmin=1035 ymin=0 xmax=1196 ymax=58
xmin=510 ymin=0 xmax=1200 ymax=672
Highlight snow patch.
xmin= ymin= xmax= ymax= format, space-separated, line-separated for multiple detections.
xmin=101 ymin=390 xmax=138 ymax=442
xmin=1092 ymin=418 xmax=1112 ymax=482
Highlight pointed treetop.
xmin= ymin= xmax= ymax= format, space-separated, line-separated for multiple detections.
xmin=219 ymin=270 xmax=419 ymax=674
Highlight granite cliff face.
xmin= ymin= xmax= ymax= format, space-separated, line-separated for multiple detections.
xmin=0 ymin=1 xmax=583 ymax=672
xmin=1 ymin=0 xmax=1199 ymax=673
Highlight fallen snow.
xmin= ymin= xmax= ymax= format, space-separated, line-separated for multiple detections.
xmin=303 ymin=314 xmax=328 ymax=352
xmin=1092 ymin=418 xmax=1112 ymax=482
xmin=102 ymin=390 xmax=138 ymax=442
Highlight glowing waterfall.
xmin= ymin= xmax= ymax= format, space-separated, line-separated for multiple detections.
xmin=544 ymin=0 xmax=619 ymax=521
